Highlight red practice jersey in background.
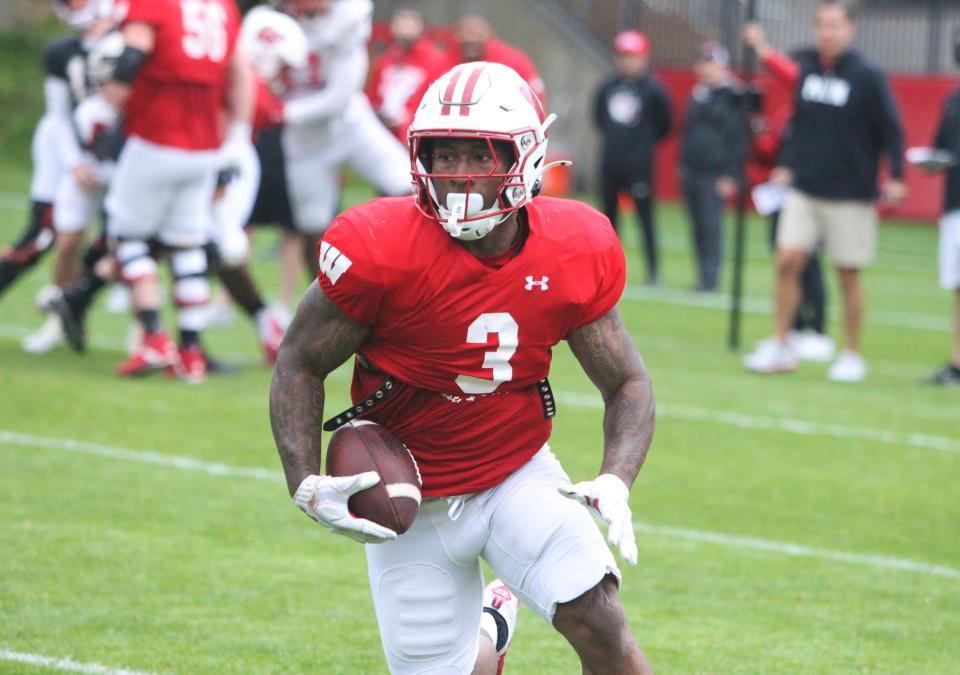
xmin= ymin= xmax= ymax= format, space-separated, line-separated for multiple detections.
xmin=253 ymin=76 xmax=284 ymax=138
xmin=366 ymin=36 xmax=449 ymax=142
xmin=318 ymin=197 xmax=625 ymax=496
xmin=118 ymin=0 xmax=240 ymax=150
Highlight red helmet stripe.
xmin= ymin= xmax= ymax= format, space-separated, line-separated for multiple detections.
xmin=458 ymin=65 xmax=487 ymax=116
xmin=440 ymin=65 xmax=466 ymax=116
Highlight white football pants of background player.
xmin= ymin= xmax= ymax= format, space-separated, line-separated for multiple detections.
xmin=282 ymin=94 xmax=411 ymax=234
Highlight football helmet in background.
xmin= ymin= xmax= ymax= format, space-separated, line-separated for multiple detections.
xmin=240 ymin=6 xmax=309 ymax=87
xmin=85 ymin=29 xmax=125 ymax=84
xmin=408 ymin=61 xmax=556 ymax=241
xmin=54 ymin=0 xmax=114 ymax=29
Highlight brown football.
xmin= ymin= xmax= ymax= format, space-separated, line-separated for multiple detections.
xmin=325 ymin=420 xmax=422 ymax=535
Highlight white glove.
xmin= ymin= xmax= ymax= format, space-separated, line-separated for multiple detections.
xmin=293 ymin=473 xmax=398 ymax=544
xmin=218 ymin=120 xmax=253 ymax=172
xmin=559 ymin=473 xmax=638 ymax=565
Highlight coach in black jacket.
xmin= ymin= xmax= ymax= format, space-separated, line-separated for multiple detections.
xmin=593 ymin=30 xmax=672 ymax=285
xmin=680 ymin=42 xmax=750 ymax=292
xmin=744 ymin=0 xmax=905 ymax=382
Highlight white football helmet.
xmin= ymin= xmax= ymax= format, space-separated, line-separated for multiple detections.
xmin=86 ymin=29 xmax=125 ymax=84
xmin=240 ymin=6 xmax=309 ymax=87
xmin=54 ymin=0 xmax=114 ymax=29
xmin=408 ymin=61 xmax=556 ymax=241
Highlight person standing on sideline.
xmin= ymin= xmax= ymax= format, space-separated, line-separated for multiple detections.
xmin=593 ymin=30 xmax=672 ymax=286
xmin=920 ymin=79 xmax=960 ymax=385
xmin=679 ymin=42 xmax=750 ymax=293
xmin=743 ymin=21 xmax=835 ymax=363
xmin=744 ymin=0 xmax=906 ymax=381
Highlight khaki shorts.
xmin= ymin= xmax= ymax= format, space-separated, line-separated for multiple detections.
xmin=778 ymin=189 xmax=878 ymax=268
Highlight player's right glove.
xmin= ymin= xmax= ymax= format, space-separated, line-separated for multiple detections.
xmin=559 ymin=473 xmax=639 ymax=565
xmin=293 ymin=473 xmax=398 ymax=544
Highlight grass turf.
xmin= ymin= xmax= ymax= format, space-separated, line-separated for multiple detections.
xmin=0 ymin=148 xmax=958 ymax=673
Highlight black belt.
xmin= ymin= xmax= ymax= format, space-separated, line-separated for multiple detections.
xmin=322 ymin=376 xmax=557 ymax=432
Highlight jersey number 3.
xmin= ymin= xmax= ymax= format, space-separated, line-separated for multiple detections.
xmin=455 ymin=313 xmax=518 ymax=395
xmin=181 ymin=0 xmax=228 ymax=63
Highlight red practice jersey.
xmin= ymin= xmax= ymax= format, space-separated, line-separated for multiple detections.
xmin=366 ymin=37 xmax=448 ymax=142
xmin=253 ymin=76 xmax=284 ymax=138
xmin=318 ymin=197 xmax=625 ymax=497
xmin=118 ymin=0 xmax=241 ymax=150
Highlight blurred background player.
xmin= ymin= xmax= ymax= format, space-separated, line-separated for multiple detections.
xmin=679 ymin=41 xmax=750 ymax=293
xmin=207 ymin=3 xmax=308 ymax=364
xmin=54 ymin=0 xmax=254 ymax=383
xmin=447 ymin=9 xmax=546 ymax=106
xmin=592 ymin=30 xmax=671 ymax=286
xmin=0 ymin=0 xmax=113 ymax=348
xmin=743 ymin=0 xmax=905 ymax=381
xmin=920 ymin=47 xmax=960 ymax=386
xmin=279 ymin=0 xmax=410 ymax=309
xmin=365 ymin=3 xmax=447 ymax=144
xmin=743 ymin=20 xmax=834 ymax=363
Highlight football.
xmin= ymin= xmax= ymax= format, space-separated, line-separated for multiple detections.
xmin=325 ymin=420 xmax=422 ymax=535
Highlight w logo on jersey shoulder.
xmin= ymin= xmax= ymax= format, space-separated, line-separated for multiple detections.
xmin=524 ymin=275 xmax=549 ymax=291
xmin=319 ymin=242 xmax=352 ymax=286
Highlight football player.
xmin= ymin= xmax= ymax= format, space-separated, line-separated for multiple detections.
xmin=54 ymin=0 xmax=254 ymax=383
xmin=276 ymin=0 xmax=411 ymax=309
xmin=0 ymin=0 xmax=113 ymax=352
xmin=207 ymin=4 xmax=308 ymax=364
xmin=271 ymin=63 xmax=655 ymax=674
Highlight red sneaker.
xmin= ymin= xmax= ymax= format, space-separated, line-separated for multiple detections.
xmin=116 ymin=330 xmax=178 ymax=377
xmin=257 ymin=308 xmax=286 ymax=365
xmin=173 ymin=344 xmax=208 ymax=384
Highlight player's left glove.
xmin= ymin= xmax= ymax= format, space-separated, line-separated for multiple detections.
xmin=559 ymin=473 xmax=638 ymax=565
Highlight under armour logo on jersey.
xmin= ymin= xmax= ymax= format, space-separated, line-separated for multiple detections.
xmin=524 ymin=275 xmax=549 ymax=291
xmin=318 ymin=241 xmax=352 ymax=286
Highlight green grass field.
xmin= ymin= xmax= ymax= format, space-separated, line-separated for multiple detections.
xmin=1 ymin=137 xmax=959 ymax=675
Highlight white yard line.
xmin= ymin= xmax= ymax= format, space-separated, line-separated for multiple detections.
xmin=557 ymin=391 xmax=960 ymax=454
xmin=0 ymin=648 xmax=155 ymax=675
xmin=620 ymin=285 xmax=952 ymax=333
xmin=633 ymin=523 xmax=959 ymax=579
xmin=1 ymin=428 xmax=957 ymax=580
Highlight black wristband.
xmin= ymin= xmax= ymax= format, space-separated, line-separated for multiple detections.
xmin=113 ymin=46 xmax=148 ymax=85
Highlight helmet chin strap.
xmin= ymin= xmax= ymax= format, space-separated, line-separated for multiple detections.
xmin=439 ymin=193 xmax=506 ymax=241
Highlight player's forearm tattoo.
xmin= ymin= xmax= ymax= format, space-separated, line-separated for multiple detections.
xmin=568 ymin=308 xmax=655 ymax=487
xmin=270 ymin=283 xmax=368 ymax=495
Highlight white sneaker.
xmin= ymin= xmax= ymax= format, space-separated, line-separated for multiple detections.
xmin=794 ymin=331 xmax=836 ymax=362
xmin=33 ymin=284 xmax=62 ymax=311
xmin=104 ymin=284 xmax=132 ymax=314
xmin=828 ymin=349 xmax=866 ymax=382
xmin=22 ymin=314 xmax=65 ymax=354
xmin=743 ymin=338 xmax=798 ymax=373
xmin=482 ymin=579 xmax=520 ymax=673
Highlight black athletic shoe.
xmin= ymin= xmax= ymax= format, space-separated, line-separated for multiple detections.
xmin=927 ymin=363 xmax=960 ymax=386
xmin=49 ymin=294 xmax=88 ymax=353
xmin=205 ymin=353 xmax=240 ymax=376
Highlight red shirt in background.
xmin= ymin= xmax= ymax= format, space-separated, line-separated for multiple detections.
xmin=367 ymin=37 xmax=448 ymax=143
xmin=119 ymin=0 xmax=241 ymax=151
xmin=748 ymin=50 xmax=800 ymax=185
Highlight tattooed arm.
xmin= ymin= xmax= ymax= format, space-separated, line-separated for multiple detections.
xmin=566 ymin=306 xmax=655 ymax=488
xmin=270 ymin=281 xmax=369 ymax=496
